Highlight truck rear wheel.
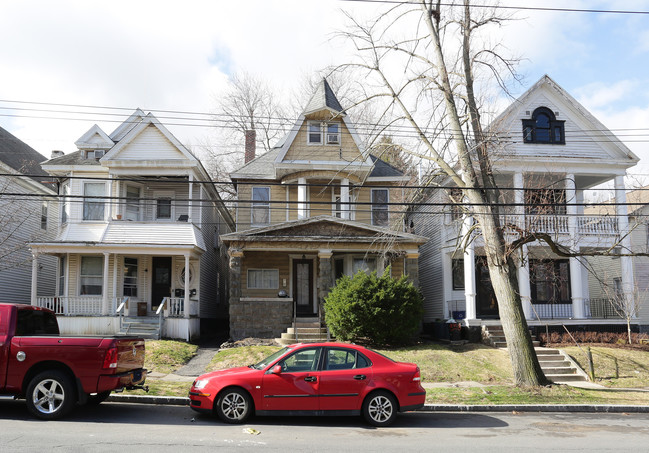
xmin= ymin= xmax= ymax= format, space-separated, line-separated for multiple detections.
xmin=26 ymin=370 xmax=77 ymax=420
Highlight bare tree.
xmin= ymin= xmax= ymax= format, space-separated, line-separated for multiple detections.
xmin=340 ymin=0 xmax=549 ymax=386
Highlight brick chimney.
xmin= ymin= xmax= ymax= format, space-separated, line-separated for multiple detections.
xmin=244 ymin=130 xmax=256 ymax=163
xmin=50 ymin=150 xmax=64 ymax=159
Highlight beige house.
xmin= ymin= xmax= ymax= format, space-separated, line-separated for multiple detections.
xmin=222 ymin=79 xmax=427 ymax=341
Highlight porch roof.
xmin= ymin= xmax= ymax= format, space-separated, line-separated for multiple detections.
xmin=221 ymin=215 xmax=427 ymax=246
xmin=31 ymin=222 xmax=206 ymax=256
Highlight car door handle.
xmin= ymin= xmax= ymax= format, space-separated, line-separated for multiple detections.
xmin=304 ymin=376 xmax=317 ymax=382
xmin=353 ymin=375 xmax=366 ymax=380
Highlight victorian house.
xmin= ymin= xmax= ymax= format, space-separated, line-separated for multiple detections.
xmin=30 ymin=110 xmax=235 ymax=340
xmin=222 ymin=79 xmax=427 ymax=342
xmin=411 ymin=75 xmax=640 ymax=336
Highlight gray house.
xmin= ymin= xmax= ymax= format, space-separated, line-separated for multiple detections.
xmin=0 ymin=126 xmax=57 ymax=303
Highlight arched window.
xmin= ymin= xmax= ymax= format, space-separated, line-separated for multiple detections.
xmin=522 ymin=107 xmax=565 ymax=144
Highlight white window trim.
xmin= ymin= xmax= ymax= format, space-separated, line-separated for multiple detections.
xmin=153 ymin=190 xmax=175 ymax=221
xmin=247 ymin=268 xmax=279 ymax=290
xmin=124 ymin=183 xmax=144 ymax=221
xmin=307 ymin=121 xmax=323 ymax=145
xmin=251 ymin=186 xmax=271 ymax=227
xmin=326 ymin=122 xmax=341 ymax=145
xmin=123 ymin=256 xmax=138 ymax=298
xmin=371 ymin=188 xmax=389 ymax=226
xmin=82 ymin=181 xmax=106 ymax=222
xmin=78 ymin=255 xmax=104 ymax=296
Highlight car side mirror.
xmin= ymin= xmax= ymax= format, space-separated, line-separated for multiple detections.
xmin=271 ymin=365 xmax=282 ymax=374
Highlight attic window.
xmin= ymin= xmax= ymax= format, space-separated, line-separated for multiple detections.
xmin=86 ymin=150 xmax=105 ymax=159
xmin=307 ymin=121 xmax=341 ymax=145
xmin=522 ymin=107 xmax=565 ymax=144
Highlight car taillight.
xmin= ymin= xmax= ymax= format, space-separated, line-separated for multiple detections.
xmin=413 ymin=367 xmax=421 ymax=382
xmin=103 ymin=346 xmax=118 ymax=369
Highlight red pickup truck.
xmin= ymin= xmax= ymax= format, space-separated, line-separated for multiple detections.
xmin=0 ymin=303 xmax=147 ymax=419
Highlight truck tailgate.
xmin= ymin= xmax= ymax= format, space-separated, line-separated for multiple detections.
xmin=114 ymin=338 xmax=146 ymax=373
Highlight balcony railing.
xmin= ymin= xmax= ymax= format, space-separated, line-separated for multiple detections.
xmin=499 ymin=214 xmax=618 ymax=236
xmin=531 ymin=299 xmax=623 ymax=320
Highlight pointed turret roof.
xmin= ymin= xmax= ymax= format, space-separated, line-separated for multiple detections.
xmin=303 ymin=78 xmax=344 ymax=115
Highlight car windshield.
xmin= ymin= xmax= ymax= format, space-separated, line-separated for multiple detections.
xmin=251 ymin=347 xmax=291 ymax=370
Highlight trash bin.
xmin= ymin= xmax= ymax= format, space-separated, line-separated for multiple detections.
xmin=447 ymin=318 xmax=462 ymax=341
xmin=137 ymin=302 xmax=147 ymax=317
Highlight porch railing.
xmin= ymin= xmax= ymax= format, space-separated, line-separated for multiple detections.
xmin=578 ymin=216 xmax=618 ymax=236
xmin=161 ymin=297 xmax=186 ymax=318
xmin=36 ymin=296 xmax=103 ymax=316
xmin=531 ymin=299 xmax=623 ymax=320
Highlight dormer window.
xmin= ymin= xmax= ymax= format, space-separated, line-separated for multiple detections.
xmin=522 ymin=107 xmax=565 ymax=144
xmin=85 ymin=150 xmax=105 ymax=159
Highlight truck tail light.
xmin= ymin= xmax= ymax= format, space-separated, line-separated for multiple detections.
xmin=103 ymin=346 xmax=118 ymax=369
xmin=412 ymin=367 xmax=421 ymax=382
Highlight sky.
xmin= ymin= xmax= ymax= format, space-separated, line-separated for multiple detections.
xmin=1 ymin=0 xmax=649 ymax=176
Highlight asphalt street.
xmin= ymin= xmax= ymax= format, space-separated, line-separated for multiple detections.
xmin=0 ymin=400 xmax=648 ymax=452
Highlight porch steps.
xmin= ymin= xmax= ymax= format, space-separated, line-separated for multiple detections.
xmin=276 ymin=319 xmax=330 ymax=345
xmin=119 ymin=316 xmax=161 ymax=340
xmin=535 ymin=347 xmax=589 ymax=383
xmin=483 ymin=325 xmax=540 ymax=348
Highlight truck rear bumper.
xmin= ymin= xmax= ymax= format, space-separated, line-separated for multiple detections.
xmin=98 ymin=368 xmax=147 ymax=392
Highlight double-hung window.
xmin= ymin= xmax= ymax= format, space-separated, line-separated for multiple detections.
xmin=125 ymin=185 xmax=142 ymax=221
xmin=80 ymin=256 xmax=103 ymax=295
xmin=123 ymin=257 xmax=138 ymax=297
xmin=371 ymin=188 xmax=389 ymax=226
xmin=40 ymin=202 xmax=48 ymax=230
xmin=308 ymin=122 xmax=322 ymax=144
xmin=308 ymin=122 xmax=341 ymax=145
xmin=83 ymin=182 xmax=105 ymax=221
xmin=326 ymin=123 xmax=340 ymax=144
xmin=247 ymin=269 xmax=279 ymax=289
xmin=251 ymin=186 xmax=270 ymax=226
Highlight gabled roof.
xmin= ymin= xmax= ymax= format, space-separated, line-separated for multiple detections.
xmin=109 ymin=108 xmax=147 ymax=142
xmin=101 ymin=112 xmax=197 ymax=163
xmin=369 ymin=155 xmax=405 ymax=178
xmin=0 ymin=125 xmax=50 ymax=184
xmin=74 ymin=124 xmax=114 ymax=150
xmin=491 ymin=74 xmax=638 ymax=165
xmin=303 ymin=78 xmax=345 ymax=116
xmin=221 ymin=215 xmax=427 ymax=245
xmin=42 ymin=150 xmax=102 ymax=167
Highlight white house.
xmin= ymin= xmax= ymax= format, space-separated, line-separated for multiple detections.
xmin=0 ymin=126 xmax=57 ymax=303
xmin=411 ymin=75 xmax=641 ymax=335
xmin=30 ymin=110 xmax=235 ymax=340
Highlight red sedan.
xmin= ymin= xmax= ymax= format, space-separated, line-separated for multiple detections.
xmin=189 ymin=342 xmax=425 ymax=427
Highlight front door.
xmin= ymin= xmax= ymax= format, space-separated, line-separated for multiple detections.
xmin=476 ymin=257 xmax=499 ymax=318
xmin=293 ymin=259 xmax=315 ymax=316
xmin=151 ymin=257 xmax=172 ymax=312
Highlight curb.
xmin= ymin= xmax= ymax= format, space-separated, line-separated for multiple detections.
xmin=107 ymin=395 xmax=649 ymax=413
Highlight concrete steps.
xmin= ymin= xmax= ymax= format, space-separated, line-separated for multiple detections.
xmin=119 ymin=316 xmax=161 ymax=339
xmin=276 ymin=319 xmax=330 ymax=345
xmin=535 ymin=347 xmax=589 ymax=383
xmin=483 ymin=326 xmax=540 ymax=348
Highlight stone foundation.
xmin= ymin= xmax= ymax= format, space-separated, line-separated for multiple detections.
xmin=229 ymin=298 xmax=293 ymax=340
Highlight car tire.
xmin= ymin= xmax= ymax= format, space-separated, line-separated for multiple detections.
xmin=86 ymin=391 xmax=112 ymax=405
xmin=215 ymin=388 xmax=252 ymax=424
xmin=362 ymin=390 xmax=397 ymax=427
xmin=25 ymin=370 xmax=77 ymax=420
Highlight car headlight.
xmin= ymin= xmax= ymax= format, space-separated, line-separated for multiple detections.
xmin=193 ymin=379 xmax=209 ymax=390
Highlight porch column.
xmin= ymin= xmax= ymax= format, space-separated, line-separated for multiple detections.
xmin=405 ymin=250 xmax=420 ymax=287
xmin=228 ymin=248 xmax=243 ymax=339
xmin=102 ymin=253 xmax=110 ymax=315
xmin=108 ymin=175 xmax=114 ymax=220
xmin=318 ymin=250 xmax=333 ymax=317
xmin=462 ymin=216 xmax=477 ymax=320
xmin=184 ymin=254 xmax=190 ymax=319
xmin=513 ymin=173 xmax=532 ymax=319
xmin=188 ymin=173 xmax=194 ymax=223
xmin=615 ymin=175 xmax=635 ymax=315
xmin=566 ymin=174 xmax=585 ymax=319
xmin=341 ymin=178 xmax=350 ymax=220
xmin=113 ymin=254 xmax=119 ymax=313
xmin=31 ymin=252 xmax=39 ymax=306
xmin=297 ymin=177 xmax=307 ymax=219
xmin=518 ymin=245 xmax=533 ymax=320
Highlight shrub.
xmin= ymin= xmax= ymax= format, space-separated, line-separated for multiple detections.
xmin=324 ymin=268 xmax=423 ymax=346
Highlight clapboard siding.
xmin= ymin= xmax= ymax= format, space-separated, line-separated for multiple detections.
xmin=116 ymin=125 xmax=185 ymax=160
xmin=410 ymin=189 xmax=445 ymax=322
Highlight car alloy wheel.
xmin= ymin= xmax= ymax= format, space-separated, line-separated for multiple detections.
xmin=25 ymin=370 xmax=76 ymax=420
xmin=363 ymin=390 xmax=397 ymax=427
xmin=216 ymin=388 xmax=252 ymax=424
